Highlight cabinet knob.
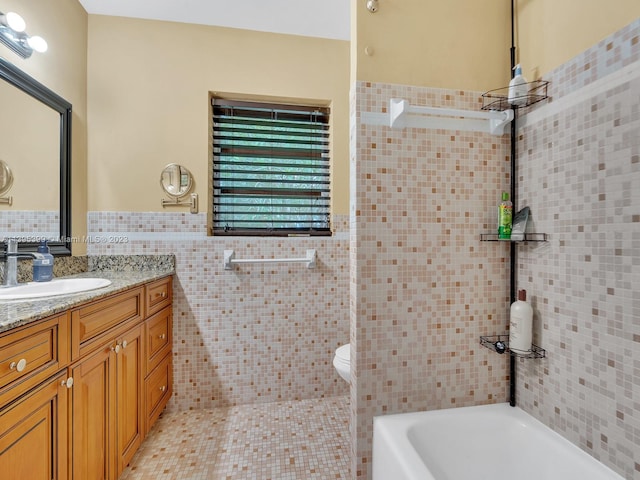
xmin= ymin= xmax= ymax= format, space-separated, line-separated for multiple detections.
xmin=159 ymin=385 xmax=166 ymax=392
xmin=158 ymin=333 xmax=166 ymax=340
xmin=61 ymin=377 xmax=74 ymax=388
xmin=111 ymin=344 xmax=121 ymax=354
xmin=121 ymin=340 xmax=128 ymax=349
xmin=10 ymin=358 xmax=27 ymax=372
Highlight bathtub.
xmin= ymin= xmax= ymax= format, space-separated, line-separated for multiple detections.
xmin=372 ymin=403 xmax=623 ymax=480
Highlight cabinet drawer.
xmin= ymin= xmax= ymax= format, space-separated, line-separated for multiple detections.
xmin=0 ymin=314 xmax=70 ymax=406
xmin=145 ymin=277 xmax=172 ymax=317
xmin=145 ymin=306 xmax=172 ymax=376
xmin=145 ymin=353 xmax=172 ymax=433
xmin=71 ymin=288 xmax=143 ymax=360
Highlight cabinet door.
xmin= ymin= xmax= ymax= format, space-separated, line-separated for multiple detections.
xmin=0 ymin=371 xmax=69 ymax=480
xmin=70 ymin=345 xmax=116 ymax=480
xmin=116 ymin=324 xmax=144 ymax=476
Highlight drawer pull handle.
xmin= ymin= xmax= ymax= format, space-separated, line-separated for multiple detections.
xmin=10 ymin=358 xmax=27 ymax=372
xmin=111 ymin=344 xmax=121 ymax=354
xmin=61 ymin=377 xmax=74 ymax=389
xmin=158 ymin=334 xmax=166 ymax=340
xmin=155 ymin=291 xmax=167 ymax=299
xmin=159 ymin=385 xmax=166 ymax=392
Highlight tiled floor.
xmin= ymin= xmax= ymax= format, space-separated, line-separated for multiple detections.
xmin=121 ymin=396 xmax=351 ymax=480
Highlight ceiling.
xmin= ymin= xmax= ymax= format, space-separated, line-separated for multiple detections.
xmin=77 ymin=0 xmax=351 ymax=41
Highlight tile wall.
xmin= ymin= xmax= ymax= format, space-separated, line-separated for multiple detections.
xmin=87 ymin=212 xmax=350 ymax=410
xmin=350 ymin=82 xmax=512 ymax=478
xmin=515 ymin=18 xmax=640 ymax=479
xmin=0 ymin=210 xmax=59 ymax=240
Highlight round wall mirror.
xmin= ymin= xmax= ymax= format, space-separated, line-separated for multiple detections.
xmin=160 ymin=164 xmax=192 ymax=198
xmin=0 ymin=159 xmax=14 ymax=196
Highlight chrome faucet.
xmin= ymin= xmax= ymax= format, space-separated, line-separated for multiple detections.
xmin=2 ymin=238 xmax=19 ymax=287
xmin=1 ymin=238 xmax=45 ymax=288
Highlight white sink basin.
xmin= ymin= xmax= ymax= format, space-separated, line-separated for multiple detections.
xmin=0 ymin=278 xmax=112 ymax=300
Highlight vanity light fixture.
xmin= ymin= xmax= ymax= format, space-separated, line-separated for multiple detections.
xmin=0 ymin=11 xmax=48 ymax=58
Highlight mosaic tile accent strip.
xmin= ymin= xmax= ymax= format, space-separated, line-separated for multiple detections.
xmin=350 ymin=81 xmax=512 ymax=479
xmin=87 ymin=211 xmax=207 ymax=236
xmin=0 ymin=210 xmax=59 ymax=241
xmin=514 ymin=20 xmax=640 ymax=480
xmin=121 ymin=395 xmax=351 ymax=480
xmin=87 ymin=213 xmax=350 ymax=410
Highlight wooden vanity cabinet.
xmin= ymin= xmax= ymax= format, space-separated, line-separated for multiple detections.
xmin=143 ymin=277 xmax=173 ymax=434
xmin=0 ymin=370 xmax=70 ymax=480
xmin=0 ymin=275 xmax=173 ymax=480
xmin=145 ymin=277 xmax=172 ymax=317
xmin=69 ymin=340 xmax=114 ymax=480
xmin=0 ymin=313 xmax=70 ymax=407
xmin=69 ymin=321 xmax=144 ymax=480
xmin=0 ymin=313 xmax=71 ymax=480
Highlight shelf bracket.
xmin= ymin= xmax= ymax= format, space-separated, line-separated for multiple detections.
xmin=389 ymin=98 xmax=409 ymax=128
xmin=489 ymin=109 xmax=514 ymax=134
xmin=161 ymin=193 xmax=198 ymax=214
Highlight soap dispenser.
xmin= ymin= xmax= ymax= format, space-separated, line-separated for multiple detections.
xmin=508 ymin=64 xmax=528 ymax=107
xmin=33 ymin=240 xmax=54 ymax=282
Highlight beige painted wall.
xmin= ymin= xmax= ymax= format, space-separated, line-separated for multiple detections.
xmin=516 ymin=0 xmax=640 ymax=79
xmin=0 ymin=81 xmax=59 ymax=210
xmin=0 ymin=0 xmax=88 ymax=254
xmin=351 ymin=0 xmax=640 ymax=90
xmin=352 ymin=0 xmax=512 ymax=91
xmin=87 ymin=16 xmax=350 ymax=215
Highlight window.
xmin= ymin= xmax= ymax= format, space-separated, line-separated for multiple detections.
xmin=211 ymin=98 xmax=331 ymax=236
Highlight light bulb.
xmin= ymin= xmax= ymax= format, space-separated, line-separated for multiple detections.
xmin=27 ymin=35 xmax=47 ymax=53
xmin=5 ymin=12 xmax=26 ymax=32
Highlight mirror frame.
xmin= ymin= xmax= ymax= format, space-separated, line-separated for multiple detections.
xmin=0 ymin=57 xmax=72 ymax=256
xmin=160 ymin=163 xmax=193 ymax=199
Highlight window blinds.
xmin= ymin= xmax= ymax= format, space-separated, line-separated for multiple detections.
xmin=212 ymin=99 xmax=331 ymax=236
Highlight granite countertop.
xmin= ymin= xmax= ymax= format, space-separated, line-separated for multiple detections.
xmin=0 ymin=263 xmax=174 ymax=334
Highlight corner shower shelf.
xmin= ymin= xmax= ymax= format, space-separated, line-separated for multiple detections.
xmin=480 ymin=335 xmax=546 ymax=359
xmin=481 ymin=80 xmax=549 ymax=111
xmin=480 ymin=233 xmax=548 ymax=242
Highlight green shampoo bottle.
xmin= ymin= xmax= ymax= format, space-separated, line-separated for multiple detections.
xmin=498 ymin=192 xmax=512 ymax=240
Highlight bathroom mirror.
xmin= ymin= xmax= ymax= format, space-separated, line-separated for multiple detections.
xmin=0 ymin=160 xmax=13 ymax=196
xmin=0 ymin=57 xmax=71 ymax=256
xmin=160 ymin=164 xmax=193 ymax=198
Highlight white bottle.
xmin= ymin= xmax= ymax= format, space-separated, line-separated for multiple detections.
xmin=509 ymin=289 xmax=533 ymax=354
xmin=508 ymin=64 xmax=528 ymax=107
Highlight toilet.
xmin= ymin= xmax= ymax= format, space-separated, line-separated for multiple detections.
xmin=333 ymin=343 xmax=350 ymax=383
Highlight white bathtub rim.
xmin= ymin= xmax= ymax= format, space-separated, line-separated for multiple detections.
xmin=373 ymin=414 xmax=436 ymax=480
xmin=372 ymin=402 xmax=625 ymax=480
